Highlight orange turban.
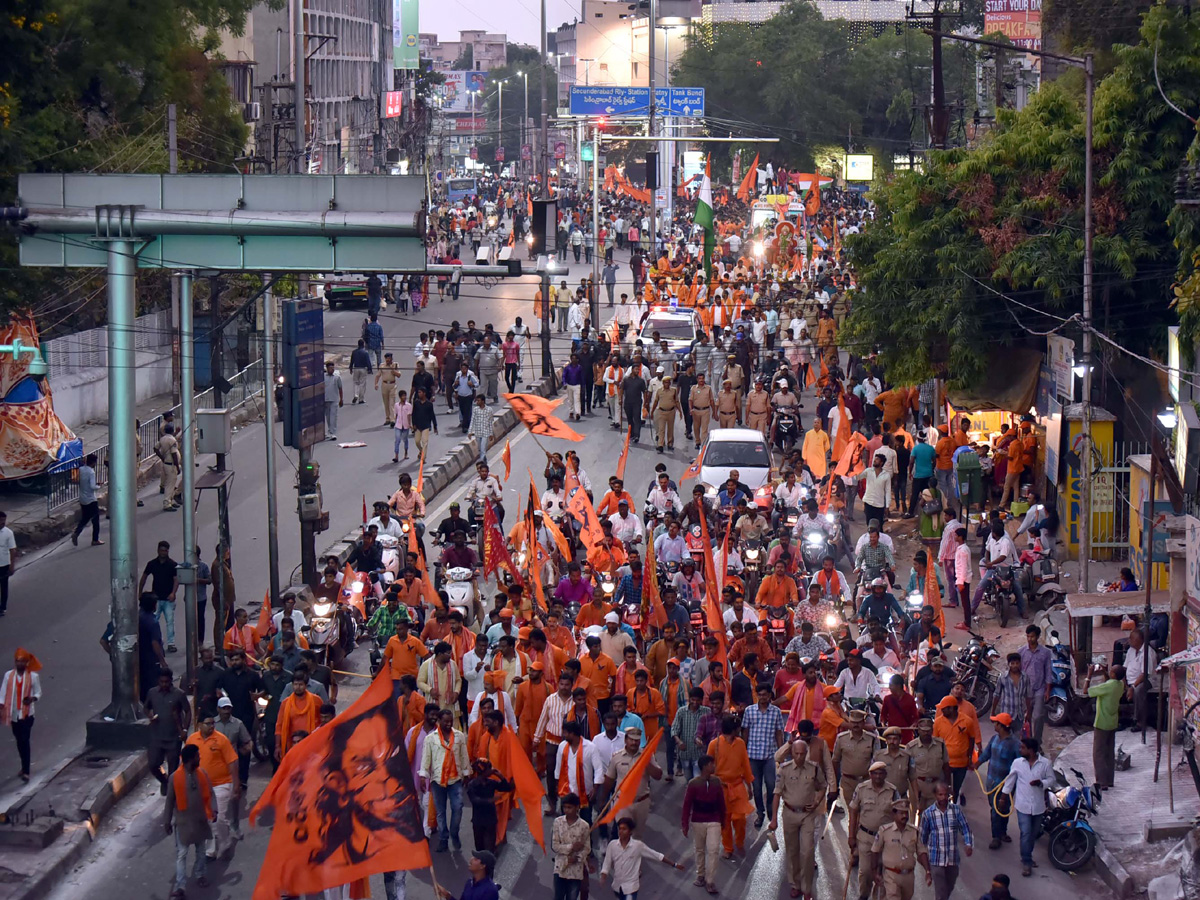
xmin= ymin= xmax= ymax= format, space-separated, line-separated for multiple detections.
xmin=14 ymin=648 xmax=42 ymax=672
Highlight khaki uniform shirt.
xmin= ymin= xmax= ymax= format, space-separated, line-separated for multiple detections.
xmin=655 ymin=386 xmax=679 ymax=412
xmin=850 ymin=780 xmax=899 ymax=834
xmin=691 ymin=385 xmax=715 ymax=411
xmin=776 ymin=739 xmax=835 ymax=789
xmin=377 ymin=362 xmax=399 ymax=384
xmin=717 ymin=389 xmax=740 ymax=415
xmin=871 ymin=822 xmax=925 ymax=871
xmin=833 ymin=731 xmax=875 ymax=780
xmin=606 ymin=748 xmax=648 ymax=801
xmin=873 ymin=748 xmax=913 ymax=795
xmin=746 ymin=391 xmax=771 ymax=416
xmin=157 ymin=434 xmax=179 ymax=466
xmin=775 ymin=755 xmax=824 ymax=812
xmin=905 ymin=737 xmax=948 ymax=784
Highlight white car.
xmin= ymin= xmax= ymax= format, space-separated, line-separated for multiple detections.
xmin=701 ymin=427 xmax=774 ymax=509
xmin=636 ymin=307 xmax=700 ymax=362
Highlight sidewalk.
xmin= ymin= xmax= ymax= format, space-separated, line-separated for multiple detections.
xmin=1055 ymin=722 xmax=1199 ymax=895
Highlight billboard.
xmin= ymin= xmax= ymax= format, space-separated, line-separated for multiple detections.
xmin=984 ymin=0 xmax=1042 ymax=50
xmin=844 ymin=154 xmax=874 ymax=182
xmin=383 ymin=91 xmax=403 ymax=118
xmin=442 ymin=71 xmax=488 ymax=114
xmin=393 ymin=0 xmax=419 ymax=69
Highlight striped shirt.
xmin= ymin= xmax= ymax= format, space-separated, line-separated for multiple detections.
xmin=993 ymin=672 xmax=1032 ymax=723
xmin=535 ymin=691 xmax=574 ymax=744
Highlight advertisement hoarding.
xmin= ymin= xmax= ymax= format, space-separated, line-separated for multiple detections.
xmin=393 ymin=0 xmax=419 ymax=70
xmin=383 ymin=91 xmax=403 ymax=119
xmin=442 ymin=72 xmax=488 ymax=114
xmin=844 ymin=154 xmax=874 ymax=182
xmin=984 ymin=0 xmax=1042 ymax=51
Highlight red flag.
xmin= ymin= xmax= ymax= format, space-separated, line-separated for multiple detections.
xmin=680 ymin=447 xmax=704 ymax=484
xmin=642 ymin=525 xmax=667 ymax=630
xmin=597 ymin=729 xmax=665 ymax=825
xmin=504 ymin=393 xmax=584 ymax=442
xmin=501 ymin=440 xmax=512 ymax=481
xmin=249 ymin=671 xmax=431 ymax=899
xmin=362 ymin=494 xmax=367 ymax=526
xmin=256 ymin=590 xmax=272 ymax=637
xmin=482 ymin=499 xmax=517 ymax=583
xmin=415 ymin=446 xmax=426 ymax=495
xmin=615 ymin=427 xmax=631 ymax=480
xmin=697 ymin=512 xmax=728 ymax=666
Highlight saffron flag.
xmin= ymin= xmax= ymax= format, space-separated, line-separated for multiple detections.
xmin=834 ymin=432 xmax=869 ymax=479
xmin=805 ymin=357 xmax=818 ymax=389
xmin=415 ymin=446 xmax=426 ymax=495
xmin=831 ymin=395 xmax=852 ymax=461
xmin=642 ymin=524 xmax=667 ymax=630
xmin=495 ymin=726 xmax=546 ymax=851
xmin=680 ymin=447 xmax=704 ymax=483
xmin=408 ymin=522 xmax=444 ymax=609
xmin=924 ymin=561 xmax=947 ymax=643
xmin=736 ymin=153 xmax=760 ymax=202
xmin=697 ymin=512 xmax=728 ymax=665
xmin=597 ymin=729 xmax=665 ymax=825
xmin=615 ymin=427 xmax=631 ymax=480
xmin=804 ymin=176 xmax=821 ymax=216
xmin=256 ymin=590 xmax=272 ymax=637
xmin=501 ymin=440 xmax=512 ymax=481
xmin=532 ymin=469 xmax=573 ymax=561
xmin=504 ymin=393 xmax=584 ymax=442
xmin=566 ymin=470 xmax=606 ymax=558
xmin=249 ymin=670 xmax=431 ymax=900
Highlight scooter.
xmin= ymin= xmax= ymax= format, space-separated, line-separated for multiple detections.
xmin=770 ymin=406 xmax=801 ymax=455
xmin=1016 ymin=541 xmax=1067 ymax=610
xmin=1043 ymin=767 xmax=1101 ymax=871
xmin=740 ymin=538 xmax=764 ymax=600
xmin=442 ymin=566 xmax=482 ymax=628
xmin=800 ymin=525 xmax=830 ymax=573
xmin=1046 ymin=629 xmax=1091 ymax=727
xmin=307 ymin=596 xmax=358 ymax=667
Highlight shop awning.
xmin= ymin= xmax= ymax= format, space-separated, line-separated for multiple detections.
xmin=945 ymin=347 xmax=1043 ymax=414
xmin=1162 ymin=644 xmax=1200 ymax=668
xmin=1064 ymin=590 xmax=1171 ymax=618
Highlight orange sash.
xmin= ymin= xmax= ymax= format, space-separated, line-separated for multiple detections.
xmin=172 ymin=766 xmax=214 ymax=819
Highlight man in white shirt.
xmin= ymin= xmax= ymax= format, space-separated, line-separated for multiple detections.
xmin=653 ymin=521 xmax=688 ymax=565
xmin=271 ymin=593 xmax=308 ymax=634
xmin=773 ymin=474 xmax=807 ymax=530
xmin=645 ymin=474 xmax=682 ymax=518
xmin=972 ymin=520 xmax=1025 ymax=616
xmin=461 ymin=633 xmax=491 ymax=715
xmin=609 ymin=501 xmax=644 ymax=547
xmin=1001 ymin=737 xmax=1055 ymax=877
xmin=592 ymin=712 xmax=624 ymax=774
xmin=0 ymin=649 xmax=41 ymax=780
xmin=554 ymin=721 xmax=605 ymax=817
xmin=833 ymin=650 xmax=878 ymax=701
xmin=1123 ymin=627 xmax=1159 ymax=732
xmin=542 ymin=478 xmax=568 ymax=516
xmin=367 ymin=504 xmax=406 ymax=539
xmin=0 ymin=511 xmax=17 ymax=616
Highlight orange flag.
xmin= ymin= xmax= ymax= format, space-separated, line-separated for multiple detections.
xmin=924 ymin=562 xmax=947 ymax=641
xmin=415 ymin=446 xmax=427 ymax=495
xmin=504 ymin=393 xmax=584 ymax=442
xmin=642 ymin=525 xmax=667 ymax=630
xmin=256 ymin=590 xmax=272 ymax=636
xmin=249 ymin=670 xmax=431 ymax=899
xmin=532 ymin=469 xmax=573 ymax=561
xmin=501 ymin=440 xmax=512 ymax=481
xmin=496 ymin=727 xmax=546 ymax=851
xmin=831 ymin=395 xmax=851 ymax=461
xmin=597 ymin=729 xmax=665 ymax=825
xmin=615 ymin=426 xmax=631 ymax=480
xmin=697 ymin=512 xmax=728 ymax=666
xmin=834 ymin=432 xmax=869 ymax=479
xmin=805 ymin=358 xmax=818 ymax=389
xmin=805 ymin=177 xmax=821 ymax=216
xmin=408 ymin=522 xmax=443 ymax=609
xmin=736 ymin=153 xmax=759 ymax=202
xmin=680 ymin=447 xmax=704 ymax=483
xmin=566 ymin=469 xmax=607 ymax=556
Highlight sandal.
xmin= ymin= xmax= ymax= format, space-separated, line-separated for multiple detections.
xmin=694 ymin=878 xmax=706 ymax=887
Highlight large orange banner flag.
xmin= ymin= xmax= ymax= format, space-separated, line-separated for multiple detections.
xmin=642 ymin=524 xmax=667 ymax=630
xmin=698 ymin=512 xmax=728 ymax=665
xmin=249 ymin=670 xmax=431 ymax=899
xmin=615 ymin=427 xmax=631 ymax=480
xmin=497 ymin=727 xmax=547 ymax=851
xmin=504 ymin=393 xmax=584 ymax=442
xmin=597 ymin=729 xmax=665 ymax=825
xmin=736 ymin=153 xmax=760 ymax=202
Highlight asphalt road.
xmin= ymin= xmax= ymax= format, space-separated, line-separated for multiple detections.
xmin=44 ymin=404 xmax=1107 ymax=900
xmin=0 ymin=249 xmax=605 ymax=793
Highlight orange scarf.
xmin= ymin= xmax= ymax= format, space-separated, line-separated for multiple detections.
xmin=2 ymin=670 xmax=33 ymax=725
xmin=172 ymin=766 xmax=213 ymax=818
xmin=439 ymin=729 xmax=460 ymax=784
xmin=559 ymin=741 xmax=588 ymax=806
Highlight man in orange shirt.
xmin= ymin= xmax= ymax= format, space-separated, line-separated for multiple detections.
xmin=818 ymin=686 xmax=846 ymax=752
xmin=515 ymin=662 xmax=552 ymax=771
xmin=728 ymin=622 xmax=777 ymax=671
xmin=527 ymin=628 xmax=569 ymax=684
xmin=629 ymin=668 xmax=666 ymax=742
xmin=575 ymin=592 xmax=614 ymax=630
xmin=954 ymin=418 xmax=971 ymax=448
xmin=275 ymin=672 xmax=321 ymax=760
xmin=580 ymin=634 xmax=618 ymax=716
xmin=185 ymin=712 xmax=240 ymax=859
xmin=934 ymin=425 xmax=957 ymax=501
xmin=755 ymin=560 xmax=800 ymax=609
xmin=397 ymin=674 xmax=427 ymax=736
xmin=544 ymin=608 xmax=576 ymax=655
xmin=708 ymin=714 xmax=754 ymax=856
xmin=596 ymin=478 xmax=634 ymax=517
xmin=383 ymin=619 xmax=430 ymax=684
xmin=932 ymin=696 xmax=975 ymax=803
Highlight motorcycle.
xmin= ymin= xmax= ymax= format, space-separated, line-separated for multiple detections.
xmin=307 ymin=595 xmax=358 ymax=668
xmin=740 ymin=538 xmax=764 ymax=600
xmin=979 ymin=564 xmax=1017 ymax=627
xmin=800 ymin=525 xmax=830 ymax=573
xmin=685 ymin=524 xmax=708 ymax=567
xmin=771 ymin=406 xmax=801 ymax=455
xmin=952 ymin=631 xmax=1000 ymax=716
xmin=597 ymin=570 xmax=618 ymax=601
xmin=762 ymin=603 xmax=792 ymax=659
xmin=341 ymin=570 xmax=375 ymax=624
xmin=252 ymin=695 xmax=271 ymax=761
xmin=442 ymin=566 xmax=482 ymax=628
xmin=774 ymin=499 xmax=801 ymax=532
xmin=1043 ymin=767 xmax=1101 ymax=871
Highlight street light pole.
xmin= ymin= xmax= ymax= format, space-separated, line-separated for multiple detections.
xmin=539 ymin=0 xmax=549 ymax=197
xmin=498 ymin=81 xmax=504 ymax=165
xmin=648 ymin=0 xmax=657 ymax=258
xmin=519 ymin=71 xmax=529 ymax=176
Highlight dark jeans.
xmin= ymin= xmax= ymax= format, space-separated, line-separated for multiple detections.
xmin=457 ymin=394 xmax=474 ymax=431
xmin=907 ymin=475 xmax=933 ymax=517
xmin=989 ymin=788 xmax=1010 ymax=839
xmin=12 ymin=717 xmax=33 ymax=775
xmin=149 ymin=739 xmax=182 ymax=783
xmin=505 ymin=363 xmax=519 ymax=393
xmin=0 ymin=564 xmax=9 ymax=613
xmin=665 ymin=731 xmax=677 ymax=776
xmin=74 ymin=501 xmax=101 ymax=542
xmin=863 ymin=502 xmax=886 ymax=527
xmin=197 ymin=598 xmax=207 ymax=647
xmin=473 ymin=815 xmax=497 ymax=855
xmin=949 ymin=765 xmax=967 ymax=802
xmin=750 ymin=756 xmax=776 ymax=817
xmin=582 ymin=375 xmax=594 ymax=413
xmin=554 ymin=874 xmax=582 ymax=900
xmin=625 ymin=407 xmax=643 ymax=442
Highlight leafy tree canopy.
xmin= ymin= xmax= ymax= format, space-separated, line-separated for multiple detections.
xmin=843 ymin=2 xmax=1199 ymax=389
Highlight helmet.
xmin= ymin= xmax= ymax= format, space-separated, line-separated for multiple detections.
xmin=870 ymin=577 xmax=887 ymax=590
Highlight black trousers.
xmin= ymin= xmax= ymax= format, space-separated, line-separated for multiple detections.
xmin=12 ymin=717 xmax=33 ymax=774
xmin=458 ymin=394 xmax=474 ymax=431
xmin=74 ymin=501 xmax=101 ymax=542
xmin=148 ymin=739 xmax=181 ymax=783
xmin=473 ymin=815 xmax=498 ymax=855
xmin=625 ymin=406 xmax=643 ymax=442
xmin=504 ymin=363 xmax=519 ymax=393
xmin=908 ymin=475 xmax=933 ymax=517
xmin=0 ymin=564 xmax=9 ymax=613
xmin=582 ymin=374 xmax=594 ymax=413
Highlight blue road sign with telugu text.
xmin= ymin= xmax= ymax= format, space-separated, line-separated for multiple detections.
xmin=568 ymin=86 xmax=705 ymax=118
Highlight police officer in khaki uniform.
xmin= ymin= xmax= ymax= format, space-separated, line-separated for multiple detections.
xmin=722 ymin=355 xmax=745 ymax=396
xmin=603 ymin=726 xmax=661 ymax=832
xmin=833 ymin=708 xmax=874 ymax=808
xmin=375 ymin=351 xmax=400 ymax=426
xmin=849 ymin=762 xmax=899 ymax=900
xmin=769 ymin=739 xmax=826 ymax=899
xmin=717 ymin=379 xmax=740 ymax=428
xmin=651 ymin=375 xmax=680 ymax=453
xmin=156 ymin=425 xmax=181 ymax=511
xmin=775 ymin=719 xmax=837 ymax=843
xmin=906 ymin=718 xmax=950 ymax=810
xmin=874 ymin=727 xmax=914 ymax=799
xmin=745 ymin=380 xmax=772 ymax=437
xmin=871 ymin=800 xmax=930 ymax=900
xmin=690 ymin=374 xmax=714 ymax=449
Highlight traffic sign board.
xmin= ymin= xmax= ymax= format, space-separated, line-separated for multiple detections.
xmin=568 ymin=86 xmax=705 ymax=118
